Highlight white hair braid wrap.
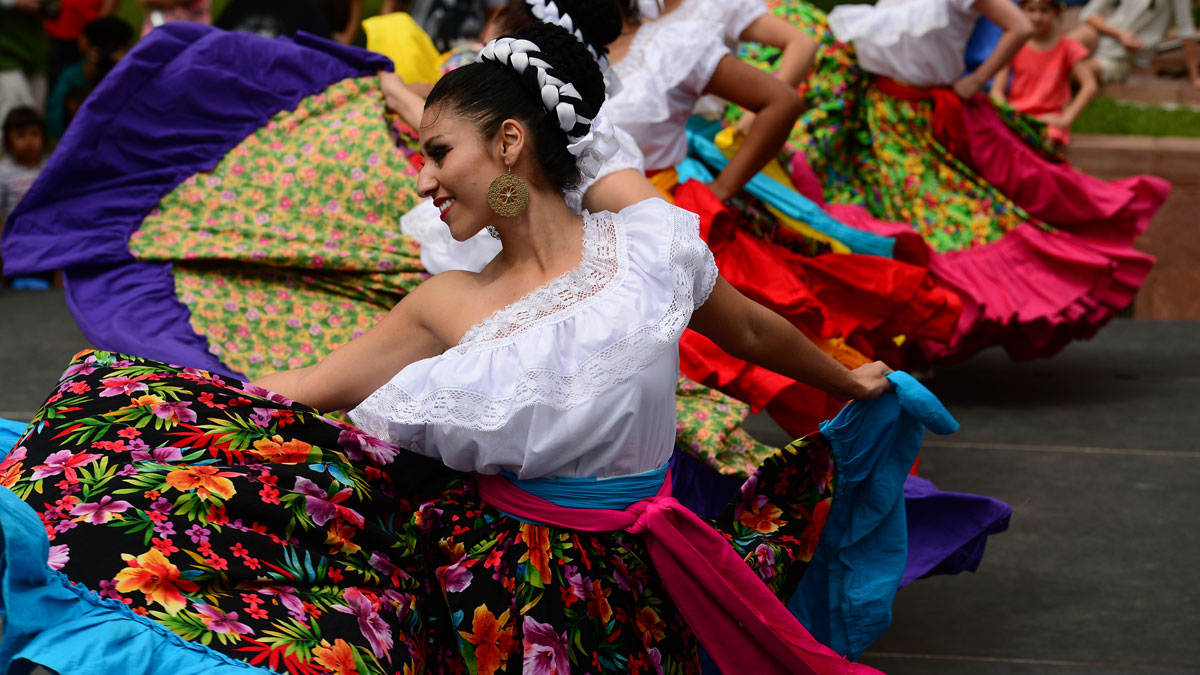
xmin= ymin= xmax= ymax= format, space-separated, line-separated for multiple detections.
xmin=636 ymin=0 xmax=664 ymax=19
xmin=525 ymin=0 xmax=622 ymax=95
xmin=477 ymin=37 xmax=619 ymax=179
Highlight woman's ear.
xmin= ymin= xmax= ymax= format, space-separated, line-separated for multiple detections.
xmin=496 ymin=118 xmax=527 ymax=166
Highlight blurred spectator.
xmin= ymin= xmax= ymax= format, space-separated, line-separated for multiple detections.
xmin=46 ymin=16 xmax=131 ymax=139
xmin=316 ymin=0 xmax=364 ymax=44
xmin=1 ymin=106 xmax=49 ymax=288
xmin=216 ymin=0 xmax=331 ymax=39
xmin=380 ymin=0 xmax=505 ymax=51
xmin=42 ymin=0 xmax=118 ymax=96
xmin=991 ymin=0 xmax=1099 ymax=144
xmin=0 ymin=0 xmax=50 ymax=129
xmin=1068 ymin=0 xmax=1200 ymax=88
xmin=138 ymin=0 xmax=210 ymax=37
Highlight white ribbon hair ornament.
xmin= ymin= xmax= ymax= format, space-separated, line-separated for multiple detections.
xmin=525 ymin=0 xmax=622 ymax=95
xmin=636 ymin=0 xmax=664 ymax=19
xmin=478 ymin=37 xmax=618 ymax=179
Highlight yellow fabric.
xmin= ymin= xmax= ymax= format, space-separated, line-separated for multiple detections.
xmin=362 ymin=13 xmax=443 ymax=84
xmin=647 ymin=169 xmax=679 ymax=204
xmin=712 ymin=127 xmax=850 ymax=254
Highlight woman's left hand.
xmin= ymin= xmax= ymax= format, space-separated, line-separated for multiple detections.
xmin=952 ymin=74 xmax=983 ymax=100
xmin=845 ymin=361 xmax=894 ymax=401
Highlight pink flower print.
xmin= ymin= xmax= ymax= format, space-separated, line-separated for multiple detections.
xmin=367 ymin=153 xmax=380 ymax=166
xmin=231 ymin=163 xmax=245 ymax=175
xmin=331 ymin=588 xmax=393 ymax=659
xmin=98 ymin=579 xmax=122 ymax=601
xmin=647 ymin=647 xmax=664 ymax=675
xmin=369 ymin=552 xmax=412 ymax=581
xmin=258 ymin=586 xmax=306 ymax=621
xmin=131 ymin=446 xmax=183 ymax=463
xmin=48 ymin=544 xmax=69 ymax=570
xmin=751 ymin=543 xmax=777 ymax=582
xmin=292 ymin=476 xmax=365 ymax=527
xmin=564 ymin=565 xmax=588 ymax=601
xmin=194 ymin=604 xmax=254 ymax=635
xmin=153 ymin=401 xmax=197 ymax=425
xmin=437 ymin=556 xmax=474 ymax=594
xmin=238 ymin=383 xmax=293 ymax=406
xmin=69 ymin=495 xmax=134 ymax=524
xmin=364 ymin=212 xmax=380 ymax=224
xmin=522 ymin=616 xmax=570 ymax=675
xmin=62 ymin=356 xmax=97 ymax=378
xmin=185 ymin=524 xmax=211 ymax=544
xmin=99 ymin=376 xmax=149 ymax=397
xmin=325 ymin=200 xmax=340 ymax=214
xmin=336 ymin=427 xmax=399 ymax=466
xmin=126 ymin=439 xmax=150 ymax=452
xmin=31 ymin=450 xmax=102 ymax=481
xmin=350 ymin=168 xmax=364 ymax=181
xmin=279 ymin=196 xmax=293 ymax=210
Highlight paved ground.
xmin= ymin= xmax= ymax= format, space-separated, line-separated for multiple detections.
xmin=2 ymin=289 xmax=1198 ymax=673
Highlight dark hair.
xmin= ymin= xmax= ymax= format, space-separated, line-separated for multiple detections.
xmin=491 ymin=0 xmax=624 ymax=53
xmin=83 ymin=16 xmax=134 ymax=53
xmin=425 ymin=21 xmax=615 ymax=194
xmin=3 ymin=106 xmax=45 ymax=151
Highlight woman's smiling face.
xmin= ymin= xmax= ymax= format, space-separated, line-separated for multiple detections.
xmin=416 ymin=105 xmax=508 ymax=241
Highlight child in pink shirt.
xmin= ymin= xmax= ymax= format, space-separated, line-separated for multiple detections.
xmin=990 ymin=0 xmax=1099 ymax=145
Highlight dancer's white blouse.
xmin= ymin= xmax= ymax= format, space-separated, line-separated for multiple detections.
xmin=829 ymin=0 xmax=979 ymax=87
xmin=350 ymin=199 xmax=718 ymax=479
xmin=608 ymin=0 xmax=730 ymax=171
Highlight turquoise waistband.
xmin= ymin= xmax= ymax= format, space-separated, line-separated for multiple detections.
xmin=498 ymin=465 xmax=668 ymax=510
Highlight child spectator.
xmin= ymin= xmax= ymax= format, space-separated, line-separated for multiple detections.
xmin=138 ymin=0 xmax=211 ymax=37
xmin=991 ymin=0 xmax=1099 ymax=144
xmin=0 ymin=106 xmax=49 ymax=288
xmin=46 ymin=16 xmax=131 ymax=140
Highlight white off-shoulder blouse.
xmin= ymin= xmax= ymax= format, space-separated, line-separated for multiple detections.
xmin=350 ymin=199 xmax=718 ymax=479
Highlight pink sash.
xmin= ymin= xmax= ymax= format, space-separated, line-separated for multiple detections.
xmin=476 ymin=473 xmax=884 ymax=675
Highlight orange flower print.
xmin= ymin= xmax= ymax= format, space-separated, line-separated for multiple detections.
xmin=518 ymin=523 xmax=552 ymax=585
xmin=800 ymin=498 xmax=831 ymax=561
xmin=459 ymin=606 xmax=514 ymax=675
xmin=313 ymin=638 xmax=359 ymax=675
xmin=252 ymin=435 xmax=313 ymax=464
xmin=737 ymin=498 xmax=786 ymax=535
xmin=634 ymin=606 xmax=666 ymax=644
xmin=165 ymin=465 xmax=239 ymax=501
xmin=325 ymin=524 xmax=362 ymax=555
xmin=586 ymin=580 xmax=613 ymax=623
xmin=114 ymin=548 xmax=199 ymax=614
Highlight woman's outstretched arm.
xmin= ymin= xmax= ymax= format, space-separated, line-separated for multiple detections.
xmin=252 ymin=280 xmax=449 ymax=412
xmin=734 ymin=14 xmax=818 ymax=135
xmin=688 ymin=277 xmax=892 ymax=401
xmin=702 ymin=55 xmax=804 ymax=202
xmin=954 ymin=0 xmax=1034 ymax=98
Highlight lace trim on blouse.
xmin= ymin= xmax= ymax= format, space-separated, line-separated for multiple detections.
xmin=348 ymin=201 xmax=717 ymax=435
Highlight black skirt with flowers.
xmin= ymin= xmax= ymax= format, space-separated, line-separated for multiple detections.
xmin=0 ymin=350 xmax=838 ymax=675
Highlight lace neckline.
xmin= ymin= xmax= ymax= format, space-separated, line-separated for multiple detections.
xmin=613 ymin=0 xmax=708 ymax=75
xmin=449 ymin=210 xmax=624 ymax=353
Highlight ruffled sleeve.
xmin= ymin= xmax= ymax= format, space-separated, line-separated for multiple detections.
xmin=609 ymin=0 xmax=730 ymax=126
xmin=347 ymin=198 xmax=716 ymax=478
xmin=724 ymin=0 xmax=770 ymax=44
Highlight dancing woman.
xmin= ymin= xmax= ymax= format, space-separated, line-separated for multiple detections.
xmin=745 ymin=0 xmax=1170 ymax=362
xmin=0 ymin=20 xmax=939 ymax=675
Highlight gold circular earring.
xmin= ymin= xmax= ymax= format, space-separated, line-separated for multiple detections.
xmin=487 ymin=165 xmax=529 ymax=218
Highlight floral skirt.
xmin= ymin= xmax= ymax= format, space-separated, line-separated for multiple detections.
xmin=0 ymin=351 xmax=843 ymax=674
xmin=734 ymin=0 xmax=1168 ymax=363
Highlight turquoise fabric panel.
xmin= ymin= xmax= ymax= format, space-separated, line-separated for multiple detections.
xmin=787 ymin=372 xmax=958 ymax=658
xmin=683 ymin=120 xmax=897 ymax=258
xmin=0 ymin=419 xmax=28 ymax=457
xmin=0 ymin=488 xmax=274 ymax=674
xmin=500 ymin=465 xmax=668 ymax=510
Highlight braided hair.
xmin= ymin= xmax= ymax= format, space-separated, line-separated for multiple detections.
xmin=424 ymin=22 xmax=609 ymax=194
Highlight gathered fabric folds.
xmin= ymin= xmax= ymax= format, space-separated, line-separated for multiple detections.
xmin=1 ymin=350 xmax=893 ymax=673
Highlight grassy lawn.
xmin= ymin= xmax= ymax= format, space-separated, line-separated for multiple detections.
xmin=1073 ymin=96 xmax=1200 ymax=138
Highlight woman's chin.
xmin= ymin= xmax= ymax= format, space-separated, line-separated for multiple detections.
xmin=449 ymin=225 xmax=486 ymax=242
